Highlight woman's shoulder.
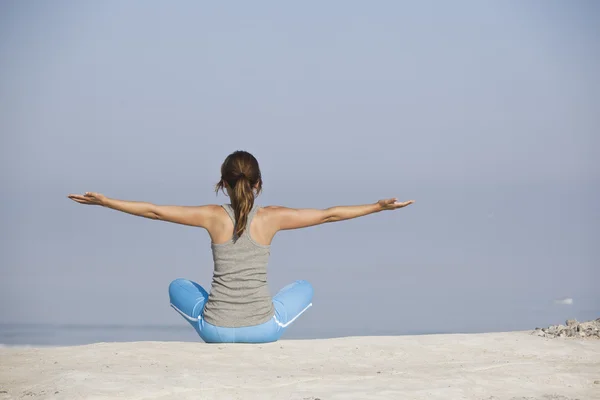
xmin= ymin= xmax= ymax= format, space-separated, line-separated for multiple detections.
xmin=255 ymin=205 xmax=295 ymax=223
xmin=201 ymin=204 xmax=231 ymax=222
xmin=256 ymin=205 xmax=288 ymax=215
xmin=259 ymin=205 xmax=281 ymax=210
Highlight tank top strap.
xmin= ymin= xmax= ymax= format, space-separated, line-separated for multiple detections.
xmin=222 ymin=204 xmax=259 ymax=231
xmin=221 ymin=204 xmax=236 ymax=224
xmin=242 ymin=204 xmax=260 ymax=237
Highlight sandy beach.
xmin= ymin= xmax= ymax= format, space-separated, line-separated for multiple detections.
xmin=1 ymin=331 xmax=599 ymax=400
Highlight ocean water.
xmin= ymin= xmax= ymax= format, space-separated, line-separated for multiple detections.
xmin=3 ymin=299 xmax=597 ymax=347
xmin=0 ymin=324 xmax=201 ymax=347
xmin=0 ymin=323 xmax=451 ymax=347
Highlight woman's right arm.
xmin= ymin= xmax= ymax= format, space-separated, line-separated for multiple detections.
xmin=68 ymin=192 xmax=218 ymax=228
xmin=266 ymin=198 xmax=414 ymax=231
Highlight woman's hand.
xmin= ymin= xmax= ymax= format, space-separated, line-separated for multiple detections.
xmin=68 ymin=192 xmax=108 ymax=206
xmin=377 ymin=198 xmax=415 ymax=211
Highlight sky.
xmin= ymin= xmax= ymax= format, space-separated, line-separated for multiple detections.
xmin=1 ymin=0 xmax=598 ymax=340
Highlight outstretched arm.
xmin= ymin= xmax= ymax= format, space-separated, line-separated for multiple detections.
xmin=68 ymin=192 xmax=216 ymax=228
xmin=266 ymin=198 xmax=414 ymax=231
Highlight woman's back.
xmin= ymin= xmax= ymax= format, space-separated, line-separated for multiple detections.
xmin=203 ymin=204 xmax=275 ymax=327
xmin=67 ymin=149 xmax=414 ymax=343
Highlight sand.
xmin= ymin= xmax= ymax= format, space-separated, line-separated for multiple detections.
xmin=1 ymin=331 xmax=599 ymax=400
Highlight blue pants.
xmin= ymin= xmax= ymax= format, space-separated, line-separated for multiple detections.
xmin=168 ymin=279 xmax=314 ymax=343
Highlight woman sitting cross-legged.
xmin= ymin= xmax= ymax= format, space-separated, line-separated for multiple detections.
xmin=68 ymin=150 xmax=414 ymax=343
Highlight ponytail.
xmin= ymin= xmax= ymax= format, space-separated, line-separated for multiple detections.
xmin=215 ymin=150 xmax=263 ymax=238
xmin=231 ymin=176 xmax=255 ymax=238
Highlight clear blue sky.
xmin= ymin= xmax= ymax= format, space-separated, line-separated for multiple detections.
xmin=1 ymin=0 xmax=598 ymax=338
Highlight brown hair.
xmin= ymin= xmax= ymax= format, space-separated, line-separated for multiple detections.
xmin=215 ymin=150 xmax=263 ymax=238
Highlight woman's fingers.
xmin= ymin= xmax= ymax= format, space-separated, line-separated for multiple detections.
xmin=378 ymin=198 xmax=414 ymax=210
xmin=69 ymin=197 xmax=90 ymax=204
xmin=68 ymin=194 xmax=95 ymax=204
xmin=379 ymin=198 xmax=397 ymax=206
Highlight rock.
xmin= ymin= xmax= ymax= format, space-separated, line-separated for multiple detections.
xmin=534 ymin=318 xmax=600 ymax=340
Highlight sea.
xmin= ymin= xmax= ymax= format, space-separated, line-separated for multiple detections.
xmin=0 ymin=324 xmax=202 ymax=348
xmin=0 ymin=323 xmax=452 ymax=348
xmin=2 ymin=304 xmax=597 ymax=347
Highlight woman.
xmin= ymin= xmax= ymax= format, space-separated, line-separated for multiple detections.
xmin=68 ymin=150 xmax=414 ymax=343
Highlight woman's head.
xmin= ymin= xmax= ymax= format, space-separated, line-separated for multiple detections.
xmin=215 ymin=150 xmax=263 ymax=238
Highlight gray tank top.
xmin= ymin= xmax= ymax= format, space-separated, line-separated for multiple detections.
xmin=202 ymin=204 xmax=275 ymax=327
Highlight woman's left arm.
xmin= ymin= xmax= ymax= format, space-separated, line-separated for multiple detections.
xmin=68 ymin=192 xmax=216 ymax=228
